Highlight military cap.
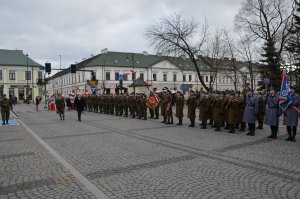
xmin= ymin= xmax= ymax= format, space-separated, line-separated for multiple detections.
xmin=189 ymin=90 xmax=195 ymax=94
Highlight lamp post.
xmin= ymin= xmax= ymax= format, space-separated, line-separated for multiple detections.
xmin=59 ymin=55 xmax=62 ymax=94
xmin=31 ymin=56 xmax=34 ymax=103
xmin=26 ymin=54 xmax=29 ymax=102
xmin=127 ymin=53 xmax=135 ymax=94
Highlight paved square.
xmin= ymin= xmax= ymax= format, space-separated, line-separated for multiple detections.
xmin=0 ymin=104 xmax=299 ymax=198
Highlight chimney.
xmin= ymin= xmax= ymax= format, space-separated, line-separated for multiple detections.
xmin=82 ymin=58 xmax=86 ymax=61
xmin=143 ymin=51 xmax=148 ymax=56
xmin=156 ymin=52 xmax=162 ymax=57
xmin=101 ymin=48 xmax=108 ymax=54
xmin=90 ymin=54 xmax=94 ymax=57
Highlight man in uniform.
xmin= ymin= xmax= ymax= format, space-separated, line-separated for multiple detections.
xmin=264 ymin=88 xmax=281 ymax=139
xmin=212 ymin=91 xmax=225 ymax=131
xmin=123 ymin=93 xmax=129 ymax=117
xmin=141 ymin=93 xmax=147 ymax=120
xmin=160 ymin=89 xmax=167 ymax=123
xmin=154 ymin=91 xmax=160 ymax=119
xmin=0 ymin=94 xmax=10 ymax=125
xmin=187 ymin=90 xmax=197 ymax=127
xmin=243 ymin=88 xmax=259 ymax=136
xmin=227 ymin=93 xmax=239 ymax=133
xmin=164 ymin=90 xmax=173 ymax=124
xmin=148 ymin=91 xmax=155 ymax=119
xmin=175 ymin=91 xmax=184 ymax=125
xmin=237 ymin=93 xmax=246 ymax=131
xmin=199 ymin=92 xmax=210 ymax=129
xmin=285 ymin=86 xmax=300 ymax=141
xmin=257 ymin=92 xmax=266 ymax=129
xmin=55 ymin=94 xmax=65 ymax=120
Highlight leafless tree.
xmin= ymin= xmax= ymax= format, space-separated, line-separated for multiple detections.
xmin=145 ymin=14 xmax=211 ymax=90
xmin=236 ymin=35 xmax=261 ymax=89
xmin=201 ymin=28 xmax=227 ymax=89
xmin=235 ymin=0 xmax=295 ymax=59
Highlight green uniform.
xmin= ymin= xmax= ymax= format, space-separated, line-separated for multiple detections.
xmin=199 ymin=96 xmax=210 ymax=126
xmin=1 ymin=97 xmax=10 ymax=124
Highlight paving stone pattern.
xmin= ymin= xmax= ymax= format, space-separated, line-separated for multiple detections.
xmin=0 ymin=103 xmax=299 ymax=198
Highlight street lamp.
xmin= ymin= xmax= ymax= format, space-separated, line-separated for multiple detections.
xmin=26 ymin=54 xmax=29 ymax=102
xmin=59 ymin=55 xmax=62 ymax=94
xmin=32 ymin=56 xmax=34 ymax=103
xmin=126 ymin=53 xmax=135 ymax=94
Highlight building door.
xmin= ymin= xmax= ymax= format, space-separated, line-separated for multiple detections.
xmin=19 ymin=88 xmax=25 ymax=100
xmin=9 ymin=88 xmax=14 ymax=98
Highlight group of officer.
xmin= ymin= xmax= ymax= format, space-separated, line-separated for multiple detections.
xmin=80 ymin=85 xmax=299 ymax=142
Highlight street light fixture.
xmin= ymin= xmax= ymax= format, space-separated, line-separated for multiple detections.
xmin=126 ymin=53 xmax=135 ymax=94
xmin=26 ymin=53 xmax=29 ymax=102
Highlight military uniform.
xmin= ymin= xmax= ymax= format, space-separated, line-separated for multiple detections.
xmin=175 ymin=93 xmax=184 ymax=125
xmin=199 ymin=94 xmax=210 ymax=129
xmin=212 ymin=95 xmax=225 ymax=131
xmin=237 ymin=94 xmax=246 ymax=131
xmin=257 ymin=95 xmax=266 ymax=129
xmin=164 ymin=91 xmax=173 ymax=124
xmin=227 ymin=96 xmax=239 ymax=133
xmin=160 ymin=92 xmax=166 ymax=123
xmin=56 ymin=97 xmax=65 ymax=120
xmin=0 ymin=95 xmax=10 ymax=125
xmin=264 ymin=93 xmax=281 ymax=139
xmin=187 ymin=92 xmax=197 ymax=127
xmin=285 ymin=89 xmax=300 ymax=141
xmin=243 ymin=92 xmax=259 ymax=136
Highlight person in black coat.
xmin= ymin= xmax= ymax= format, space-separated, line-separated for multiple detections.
xmin=74 ymin=94 xmax=85 ymax=121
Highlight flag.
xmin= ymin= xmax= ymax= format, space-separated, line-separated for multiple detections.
xmin=146 ymin=95 xmax=160 ymax=110
xmin=130 ymin=69 xmax=136 ymax=74
xmin=279 ymin=69 xmax=292 ymax=111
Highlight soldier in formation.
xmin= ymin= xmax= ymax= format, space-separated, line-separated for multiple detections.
xmin=0 ymin=94 xmax=11 ymax=125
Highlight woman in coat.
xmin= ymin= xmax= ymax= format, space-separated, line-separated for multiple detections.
xmin=74 ymin=94 xmax=85 ymax=122
xmin=264 ymin=89 xmax=281 ymax=139
xmin=285 ymin=86 xmax=300 ymax=142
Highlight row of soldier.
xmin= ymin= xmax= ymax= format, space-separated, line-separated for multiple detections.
xmin=79 ymin=86 xmax=299 ymax=141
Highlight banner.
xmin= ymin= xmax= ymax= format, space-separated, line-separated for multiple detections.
xmin=146 ymin=95 xmax=160 ymax=110
xmin=279 ymin=69 xmax=292 ymax=111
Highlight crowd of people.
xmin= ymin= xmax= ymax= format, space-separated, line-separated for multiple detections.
xmin=52 ymin=85 xmax=300 ymax=142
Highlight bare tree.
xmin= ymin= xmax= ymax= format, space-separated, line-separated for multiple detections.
xmin=201 ymin=28 xmax=227 ymax=89
xmin=145 ymin=14 xmax=211 ymax=90
xmin=236 ymin=35 xmax=260 ymax=89
xmin=235 ymin=0 xmax=295 ymax=88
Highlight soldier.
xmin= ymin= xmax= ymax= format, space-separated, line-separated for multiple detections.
xmin=55 ymin=94 xmax=65 ymax=120
xmin=222 ymin=92 xmax=229 ymax=128
xmin=243 ymin=88 xmax=259 ymax=136
xmin=199 ymin=92 xmax=210 ymax=129
xmin=164 ymin=90 xmax=173 ymax=124
xmin=227 ymin=93 xmax=239 ymax=133
xmin=257 ymin=93 xmax=266 ymax=129
xmin=123 ymin=93 xmax=129 ymax=117
xmin=187 ymin=90 xmax=197 ymax=127
xmin=154 ymin=91 xmax=160 ymax=119
xmin=98 ymin=94 xmax=103 ymax=114
xmin=175 ymin=91 xmax=184 ymax=125
xmin=0 ymin=94 xmax=10 ymax=125
xmin=148 ymin=91 xmax=155 ymax=119
xmin=141 ymin=94 xmax=148 ymax=120
xmin=160 ymin=90 xmax=167 ymax=123
xmin=74 ymin=94 xmax=85 ymax=122
xmin=208 ymin=92 xmax=214 ymax=126
xmin=236 ymin=92 xmax=246 ymax=131
xmin=264 ymin=88 xmax=281 ymax=139
xmin=136 ymin=94 xmax=141 ymax=119
xmin=129 ymin=93 xmax=136 ymax=117
xmin=285 ymin=86 xmax=300 ymax=142
xmin=212 ymin=92 xmax=225 ymax=131
xmin=83 ymin=94 xmax=87 ymax=111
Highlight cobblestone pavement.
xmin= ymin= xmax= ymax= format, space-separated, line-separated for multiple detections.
xmin=1 ymin=103 xmax=300 ymax=198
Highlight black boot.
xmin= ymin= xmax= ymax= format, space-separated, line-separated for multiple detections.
xmin=292 ymin=127 xmax=297 ymax=142
xmin=170 ymin=117 xmax=173 ymax=124
xmin=239 ymin=123 xmax=246 ymax=132
xmin=214 ymin=125 xmax=220 ymax=131
xmin=165 ymin=118 xmax=170 ymax=125
xmin=228 ymin=127 xmax=235 ymax=133
xmin=189 ymin=119 xmax=195 ymax=127
xmin=2 ymin=120 xmax=5 ymax=125
xmin=200 ymin=124 xmax=206 ymax=129
xmin=161 ymin=117 xmax=166 ymax=123
xmin=176 ymin=118 xmax=182 ymax=125
xmin=267 ymin=127 xmax=274 ymax=138
xmin=273 ymin=129 xmax=277 ymax=139
xmin=286 ymin=126 xmax=293 ymax=141
xmin=6 ymin=120 xmax=8 ymax=124
xmin=63 ymin=115 xmax=65 ymax=120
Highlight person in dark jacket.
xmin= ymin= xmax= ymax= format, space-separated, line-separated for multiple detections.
xmin=264 ymin=88 xmax=281 ymax=139
xmin=243 ymin=89 xmax=259 ymax=136
xmin=187 ymin=90 xmax=197 ymax=127
xmin=1 ymin=94 xmax=10 ymax=125
xmin=285 ymin=86 xmax=300 ymax=142
xmin=74 ymin=94 xmax=85 ymax=122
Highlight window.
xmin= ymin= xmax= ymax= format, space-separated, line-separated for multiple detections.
xmin=25 ymin=71 xmax=31 ymax=80
xmin=163 ymin=74 xmax=167 ymax=81
xmin=132 ymin=73 xmax=136 ymax=81
xmin=0 ymin=70 xmax=2 ymax=80
xmin=173 ymin=74 xmax=177 ymax=82
xmin=205 ymin=76 xmax=208 ymax=83
xmin=115 ymin=72 xmax=119 ymax=80
xmin=189 ymin=75 xmax=192 ymax=82
xmin=153 ymin=74 xmax=157 ymax=81
xmin=9 ymin=70 xmax=15 ymax=80
xmin=140 ymin=73 xmax=144 ymax=81
xmin=75 ymin=75 xmax=77 ymax=83
xmin=183 ymin=75 xmax=186 ymax=82
xmin=218 ymin=77 xmax=221 ymax=83
xmin=78 ymin=74 xmax=80 ymax=83
xmin=106 ymin=72 xmax=110 ymax=80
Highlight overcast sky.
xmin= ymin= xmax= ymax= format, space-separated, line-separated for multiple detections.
xmin=0 ymin=0 xmax=244 ymax=70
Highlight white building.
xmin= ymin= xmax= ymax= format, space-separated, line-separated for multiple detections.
xmin=0 ymin=49 xmax=44 ymax=102
xmin=46 ymin=49 xmax=261 ymax=95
